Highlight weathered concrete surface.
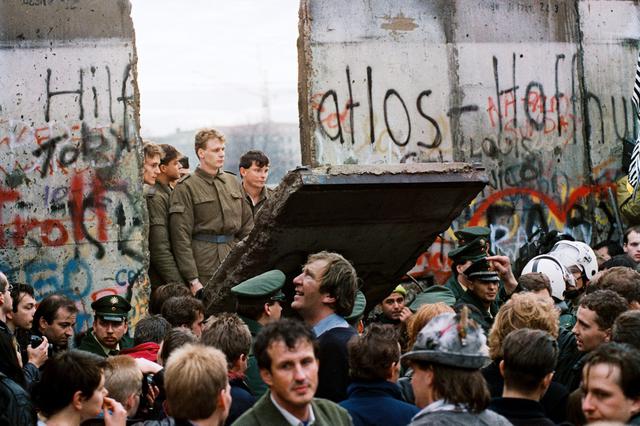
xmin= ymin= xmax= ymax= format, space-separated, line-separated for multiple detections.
xmin=299 ymin=0 xmax=640 ymax=281
xmin=0 ymin=1 xmax=146 ymax=330
xmin=203 ymin=163 xmax=487 ymax=314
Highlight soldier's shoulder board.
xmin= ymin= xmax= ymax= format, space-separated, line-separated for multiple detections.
xmin=177 ymin=174 xmax=191 ymax=184
xmin=223 ymin=170 xmax=237 ymax=176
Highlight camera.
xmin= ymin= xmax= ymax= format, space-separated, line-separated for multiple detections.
xmin=30 ymin=334 xmax=54 ymax=355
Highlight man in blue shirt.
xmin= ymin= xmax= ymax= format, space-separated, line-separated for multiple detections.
xmin=291 ymin=251 xmax=358 ymax=402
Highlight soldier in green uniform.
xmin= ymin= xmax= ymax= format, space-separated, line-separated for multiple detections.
xmin=445 ymin=234 xmax=491 ymax=300
xmin=239 ymin=150 xmax=274 ymax=218
xmin=169 ymin=129 xmax=254 ymax=296
xmin=77 ymin=295 xmax=133 ymax=357
xmin=231 ymin=269 xmax=286 ymax=397
xmin=147 ymin=144 xmax=185 ymax=290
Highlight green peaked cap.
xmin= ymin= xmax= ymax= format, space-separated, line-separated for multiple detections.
xmin=231 ymin=269 xmax=286 ymax=298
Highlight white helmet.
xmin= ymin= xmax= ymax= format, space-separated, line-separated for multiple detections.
xmin=549 ymin=240 xmax=598 ymax=281
xmin=521 ymin=254 xmax=576 ymax=300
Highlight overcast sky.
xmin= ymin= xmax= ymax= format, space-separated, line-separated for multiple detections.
xmin=130 ymin=0 xmax=300 ymax=137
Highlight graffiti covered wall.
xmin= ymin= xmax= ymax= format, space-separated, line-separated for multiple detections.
xmin=299 ymin=0 xmax=639 ymax=280
xmin=0 ymin=1 xmax=147 ymax=330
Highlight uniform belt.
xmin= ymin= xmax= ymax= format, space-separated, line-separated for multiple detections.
xmin=192 ymin=233 xmax=235 ymax=244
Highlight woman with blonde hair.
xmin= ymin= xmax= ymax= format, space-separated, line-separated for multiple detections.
xmin=482 ymin=292 xmax=568 ymax=423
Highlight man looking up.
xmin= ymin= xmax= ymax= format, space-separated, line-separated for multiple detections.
xmin=147 ymin=143 xmax=184 ymax=289
xmin=142 ymin=142 xmax=162 ymax=186
xmin=291 ymin=251 xmax=358 ymax=402
xmin=32 ymin=294 xmax=78 ymax=355
xmin=170 ymin=128 xmax=253 ymax=299
xmin=239 ymin=150 xmax=272 ymax=217
xmin=233 ymin=319 xmax=351 ymax=426
xmin=77 ymin=295 xmax=133 ymax=357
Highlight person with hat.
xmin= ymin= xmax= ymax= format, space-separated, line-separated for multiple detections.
xmin=231 ymin=270 xmax=287 ymax=397
xmin=456 ymin=257 xmax=502 ymax=333
xmin=444 ymin=228 xmax=491 ymax=300
xmin=77 ymin=295 xmax=133 ymax=357
xmin=345 ymin=290 xmax=367 ymax=333
xmin=372 ymin=285 xmax=412 ymax=325
xmin=402 ymin=308 xmax=511 ymax=426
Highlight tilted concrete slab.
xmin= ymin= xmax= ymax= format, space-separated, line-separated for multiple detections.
xmin=203 ymin=163 xmax=487 ymax=315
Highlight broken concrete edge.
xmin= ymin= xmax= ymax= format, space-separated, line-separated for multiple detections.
xmin=202 ymin=163 xmax=487 ymax=314
xmin=202 ymin=169 xmax=305 ymax=312
xmin=297 ymin=0 xmax=316 ymax=167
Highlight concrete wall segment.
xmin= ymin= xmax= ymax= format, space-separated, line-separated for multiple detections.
xmin=0 ymin=0 xmax=147 ymax=331
xmin=299 ymin=0 xmax=640 ymax=279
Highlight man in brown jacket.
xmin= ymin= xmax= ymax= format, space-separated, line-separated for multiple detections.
xmin=169 ymin=128 xmax=253 ymax=296
xmin=147 ymin=144 xmax=184 ymax=289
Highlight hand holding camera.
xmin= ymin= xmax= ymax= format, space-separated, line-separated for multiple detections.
xmin=27 ymin=335 xmax=50 ymax=368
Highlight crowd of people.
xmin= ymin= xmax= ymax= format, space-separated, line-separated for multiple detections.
xmin=2 ymin=128 xmax=640 ymax=425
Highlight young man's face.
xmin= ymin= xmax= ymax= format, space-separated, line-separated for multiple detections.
xmin=381 ymin=292 xmax=405 ymax=321
xmin=190 ymin=312 xmax=205 ymax=338
xmin=582 ymin=363 xmax=640 ymax=423
xmin=198 ymin=138 xmax=225 ymax=173
xmin=40 ymin=307 xmax=76 ymax=348
xmin=1 ymin=283 xmax=13 ymax=316
xmin=160 ymin=157 xmax=182 ymax=182
xmin=143 ymin=154 xmax=161 ymax=185
xmin=93 ymin=317 xmax=128 ymax=349
xmin=292 ymin=259 xmax=329 ymax=317
xmin=12 ymin=293 xmax=36 ymax=330
xmin=240 ymin=162 xmax=269 ymax=190
xmin=260 ymin=338 xmax=318 ymax=414
xmin=572 ymin=307 xmax=609 ymax=353
xmin=466 ymin=279 xmax=498 ymax=306
xmin=624 ymin=231 xmax=640 ymax=263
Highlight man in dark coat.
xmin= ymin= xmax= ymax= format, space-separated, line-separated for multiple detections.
xmin=77 ymin=295 xmax=133 ymax=357
xmin=339 ymin=324 xmax=418 ymax=426
xmin=291 ymin=251 xmax=358 ymax=402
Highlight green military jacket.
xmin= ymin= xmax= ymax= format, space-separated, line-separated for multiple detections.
xmin=457 ymin=290 xmax=500 ymax=333
xmin=76 ymin=328 xmax=133 ymax=357
xmin=444 ymin=275 xmax=466 ymax=301
xmin=169 ymin=167 xmax=254 ymax=283
xmin=146 ymin=182 xmax=183 ymax=288
xmin=239 ymin=315 xmax=268 ymax=397
xmin=232 ymin=392 xmax=352 ymax=426
xmin=241 ymin=184 xmax=274 ymax=218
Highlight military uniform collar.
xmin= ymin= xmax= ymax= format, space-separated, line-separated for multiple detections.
xmin=91 ymin=330 xmax=120 ymax=356
xmin=242 ymin=183 xmax=269 ymax=201
xmin=195 ymin=166 xmax=225 ymax=183
xmin=154 ymin=182 xmax=172 ymax=195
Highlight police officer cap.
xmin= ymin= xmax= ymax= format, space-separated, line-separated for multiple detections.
xmin=448 ymin=237 xmax=490 ymax=262
xmin=454 ymin=226 xmax=490 ymax=246
xmin=464 ymin=257 xmax=500 ymax=282
xmin=401 ymin=307 xmax=489 ymax=369
xmin=91 ymin=295 xmax=131 ymax=322
xmin=409 ymin=285 xmax=456 ymax=311
xmin=345 ymin=290 xmax=367 ymax=322
xmin=231 ymin=270 xmax=286 ymax=301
